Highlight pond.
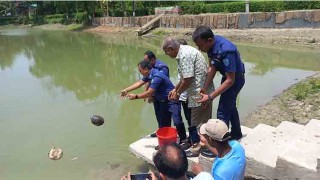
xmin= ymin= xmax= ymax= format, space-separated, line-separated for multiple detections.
xmin=0 ymin=28 xmax=319 ymax=180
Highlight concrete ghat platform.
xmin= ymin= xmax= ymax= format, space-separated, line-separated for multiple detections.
xmin=129 ymin=120 xmax=320 ymax=180
xmin=129 ymin=133 xmax=198 ymax=170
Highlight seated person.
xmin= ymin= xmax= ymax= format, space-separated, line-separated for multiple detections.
xmin=121 ymin=143 xmax=214 ymax=180
xmin=194 ymin=119 xmax=246 ymax=180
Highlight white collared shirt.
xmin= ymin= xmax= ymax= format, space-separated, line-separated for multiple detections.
xmin=176 ymin=45 xmax=214 ymax=107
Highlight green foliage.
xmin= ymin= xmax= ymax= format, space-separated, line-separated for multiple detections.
xmin=94 ymin=9 xmax=104 ymax=17
xmin=0 ymin=17 xmax=14 ymax=25
xmin=179 ymin=2 xmax=206 ymax=14
xmin=292 ymin=78 xmax=320 ymax=100
xmin=66 ymin=23 xmax=86 ymax=31
xmin=284 ymin=1 xmax=320 ymax=10
xmin=250 ymin=1 xmax=284 ymax=12
xmin=180 ymin=1 xmax=320 ymax=14
xmin=2 ymin=0 xmax=320 ymax=26
xmin=74 ymin=12 xmax=87 ymax=24
xmin=153 ymin=30 xmax=169 ymax=36
xmin=44 ymin=14 xmax=65 ymax=19
xmin=204 ymin=2 xmax=246 ymax=13
xmin=0 ymin=16 xmax=31 ymax=25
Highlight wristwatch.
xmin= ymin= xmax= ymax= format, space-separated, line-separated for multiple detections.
xmin=176 ymin=92 xmax=180 ymax=97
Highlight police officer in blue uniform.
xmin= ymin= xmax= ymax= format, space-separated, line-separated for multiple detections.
xmin=120 ymin=61 xmax=188 ymax=148
xmin=143 ymin=51 xmax=170 ymax=137
xmin=144 ymin=51 xmax=169 ymax=78
xmin=192 ymin=26 xmax=245 ymax=140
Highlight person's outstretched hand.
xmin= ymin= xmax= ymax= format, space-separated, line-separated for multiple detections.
xmin=120 ymin=90 xmax=128 ymax=97
xmin=127 ymin=93 xmax=137 ymax=100
xmin=121 ymin=172 xmax=131 ymax=180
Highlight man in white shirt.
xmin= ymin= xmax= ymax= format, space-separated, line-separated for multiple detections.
xmin=162 ymin=37 xmax=215 ymax=157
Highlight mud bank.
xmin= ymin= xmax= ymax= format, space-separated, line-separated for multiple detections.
xmin=84 ymin=26 xmax=320 ymax=48
xmin=243 ymin=73 xmax=320 ymax=128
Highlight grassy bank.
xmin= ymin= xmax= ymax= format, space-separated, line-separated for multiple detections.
xmin=28 ymin=23 xmax=87 ymax=31
xmin=243 ymin=73 xmax=320 ymax=128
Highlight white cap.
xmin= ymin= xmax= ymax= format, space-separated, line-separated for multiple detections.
xmin=199 ymin=119 xmax=230 ymax=142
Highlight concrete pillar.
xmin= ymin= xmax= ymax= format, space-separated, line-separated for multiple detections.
xmin=246 ymin=0 xmax=250 ymax=13
xmin=132 ymin=1 xmax=135 ymax=17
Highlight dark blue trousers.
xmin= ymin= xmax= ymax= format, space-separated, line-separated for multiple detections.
xmin=217 ymin=74 xmax=245 ymax=139
xmin=153 ymin=99 xmax=183 ymax=128
xmin=180 ymin=100 xmax=191 ymax=127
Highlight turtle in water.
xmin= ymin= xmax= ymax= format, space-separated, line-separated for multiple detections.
xmin=48 ymin=146 xmax=63 ymax=160
xmin=90 ymin=115 xmax=104 ymax=126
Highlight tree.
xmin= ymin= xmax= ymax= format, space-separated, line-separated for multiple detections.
xmin=0 ymin=1 xmax=16 ymax=16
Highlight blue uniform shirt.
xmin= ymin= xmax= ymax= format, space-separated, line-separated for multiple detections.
xmin=142 ymin=68 xmax=174 ymax=101
xmin=207 ymin=35 xmax=245 ymax=76
xmin=142 ymin=59 xmax=169 ymax=82
xmin=211 ymin=140 xmax=246 ymax=180
xmin=154 ymin=59 xmax=169 ymax=77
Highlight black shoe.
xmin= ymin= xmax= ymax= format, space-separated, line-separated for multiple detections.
xmin=185 ymin=143 xmax=202 ymax=157
xmin=185 ymin=149 xmax=200 ymax=157
xmin=200 ymin=148 xmax=216 ymax=158
xmin=150 ymin=132 xmax=157 ymax=138
xmin=179 ymin=139 xmax=192 ymax=151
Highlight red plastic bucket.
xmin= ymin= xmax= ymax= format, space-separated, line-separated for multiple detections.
xmin=156 ymin=127 xmax=177 ymax=147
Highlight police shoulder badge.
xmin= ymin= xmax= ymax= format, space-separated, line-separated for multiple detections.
xmin=223 ymin=58 xmax=230 ymax=66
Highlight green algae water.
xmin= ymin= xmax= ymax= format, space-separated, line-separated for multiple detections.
xmin=0 ymin=29 xmax=319 ymax=180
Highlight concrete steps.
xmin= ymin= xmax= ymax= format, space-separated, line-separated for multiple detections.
xmin=129 ymin=119 xmax=320 ymax=180
xmin=241 ymin=120 xmax=320 ymax=179
xmin=241 ymin=124 xmax=279 ymax=167
xmin=276 ymin=121 xmax=319 ymax=171
xmin=240 ymin=124 xmax=281 ymax=179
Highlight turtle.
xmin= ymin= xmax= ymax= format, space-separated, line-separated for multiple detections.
xmin=90 ymin=115 xmax=104 ymax=126
xmin=48 ymin=146 xmax=63 ymax=160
